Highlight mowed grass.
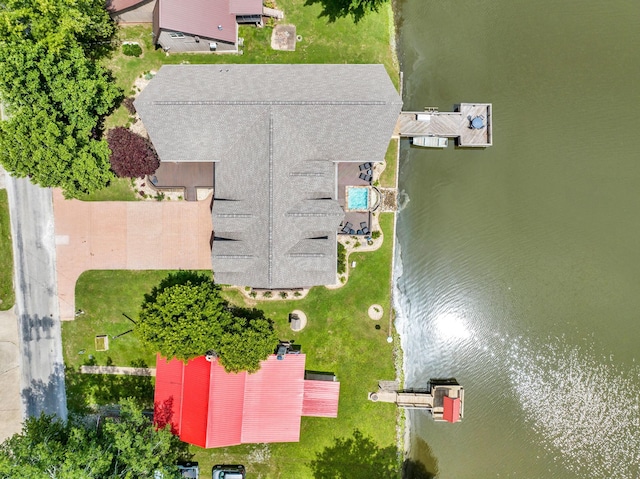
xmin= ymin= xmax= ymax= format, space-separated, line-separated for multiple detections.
xmin=77 ymin=178 xmax=139 ymax=201
xmin=0 ymin=190 xmax=14 ymax=310
xmin=103 ymin=0 xmax=399 ymax=129
xmin=379 ymin=139 xmax=399 ymax=188
xmin=64 ymin=213 xmax=398 ymax=477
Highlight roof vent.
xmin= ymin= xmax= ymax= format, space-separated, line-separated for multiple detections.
xmin=218 ymin=24 xmax=223 ymax=30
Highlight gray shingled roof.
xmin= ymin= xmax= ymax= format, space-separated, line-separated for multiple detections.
xmin=135 ymin=64 xmax=402 ymax=288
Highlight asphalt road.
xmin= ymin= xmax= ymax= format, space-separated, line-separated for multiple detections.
xmin=6 ymin=176 xmax=67 ymax=421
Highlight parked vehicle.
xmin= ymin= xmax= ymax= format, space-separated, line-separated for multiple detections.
xmin=212 ymin=464 xmax=245 ymax=479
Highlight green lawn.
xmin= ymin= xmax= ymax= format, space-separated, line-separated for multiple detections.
xmin=104 ymin=0 xmax=398 ymax=129
xmin=64 ymin=213 xmax=399 ymax=477
xmin=0 ymin=190 xmax=14 ymax=310
xmin=379 ymin=138 xmax=399 ymax=188
xmin=76 ymin=178 xmax=139 ymax=201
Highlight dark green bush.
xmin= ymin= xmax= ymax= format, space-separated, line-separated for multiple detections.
xmin=371 ymin=230 xmax=381 ymax=240
xmin=122 ymin=43 xmax=142 ymax=57
xmin=337 ymin=242 xmax=347 ymax=275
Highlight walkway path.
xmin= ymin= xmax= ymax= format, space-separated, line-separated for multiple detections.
xmin=53 ymin=190 xmax=213 ymax=319
xmin=80 ymin=365 xmax=156 ymax=376
xmin=0 ymin=308 xmax=22 ymax=441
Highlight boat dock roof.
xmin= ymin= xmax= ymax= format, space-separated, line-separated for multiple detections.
xmin=395 ymin=103 xmax=493 ymax=147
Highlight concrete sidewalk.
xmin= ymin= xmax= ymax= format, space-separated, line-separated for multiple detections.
xmin=0 ymin=308 xmax=23 ymax=442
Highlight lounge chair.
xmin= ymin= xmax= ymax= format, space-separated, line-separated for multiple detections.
xmin=346 ymin=222 xmax=353 ymax=228
xmin=364 ymin=174 xmax=372 ymax=182
xmin=362 ymin=226 xmax=370 ymax=235
xmin=359 ymin=173 xmax=367 ymax=181
xmin=360 ymin=222 xmax=367 ymax=229
xmin=359 ymin=164 xmax=367 ymax=171
xmin=341 ymin=226 xmax=350 ymax=234
xmin=364 ymin=162 xmax=372 ymax=169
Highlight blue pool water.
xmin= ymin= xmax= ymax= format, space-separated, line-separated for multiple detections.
xmin=347 ymin=187 xmax=368 ymax=210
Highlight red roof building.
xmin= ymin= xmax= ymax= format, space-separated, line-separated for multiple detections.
xmin=442 ymin=395 xmax=461 ymax=423
xmin=154 ymin=353 xmax=340 ymax=448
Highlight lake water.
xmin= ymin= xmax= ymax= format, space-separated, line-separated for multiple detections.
xmin=393 ymin=1 xmax=640 ymax=477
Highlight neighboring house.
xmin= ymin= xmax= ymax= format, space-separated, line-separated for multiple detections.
xmin=135 ymin=64 xmax=402 ymax=289
xmin=154 ymin=0 xmax=263 ymax=53
xmin=107 ymin=0 xmax=157 ymax=24
xmin=107 ymin=0 xmax=263 ymax=52
xmin=154 ymin=353 xmax=340 ymax=447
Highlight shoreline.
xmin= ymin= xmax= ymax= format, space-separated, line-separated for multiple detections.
xmin=387 ymin=0 xmax=411 ymax=466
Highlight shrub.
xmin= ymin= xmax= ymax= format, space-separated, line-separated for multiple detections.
xmin=107 ymin=127 xmax=160 ymax=178
xmin=337 ymin=242 xmax=347 ymax=275
xmin=249 ymin=291 xmax=257 ymax=298
xmin=122 ymin=97 xmax=136 ymax=115
xmin=122 ymin=43 xmax=142 ymax=57
xmin=279 ymin=291 xmax=288 ymax=299
xmin=263 ymin=291 xmax=272 ymax=298
xmin=293 ymin=291 xmax=301 ymax=297
xmin=371 ymin=230 xmax=381 ymax=240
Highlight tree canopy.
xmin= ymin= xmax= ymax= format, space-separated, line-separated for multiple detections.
xmin=0 ymin=399 xmax=187 ymax=479
xmin=0 ymin=0 xmax=121 ymax=197
xmin=303 ymin=0 xmax=389 ymax=23
xmin=136 ymin=272 xmax=279 ymax=373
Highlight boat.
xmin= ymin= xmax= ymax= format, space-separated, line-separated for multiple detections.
xmin=411 ymin=136 xmax=448 ymax=148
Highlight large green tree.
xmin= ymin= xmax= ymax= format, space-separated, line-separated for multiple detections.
xmin=137 ymin=272 xmax=279 ymax=373
xmin=304 ymin=0 xmax=388 ymax=23
xmin=0 ymin=399 xmax=186 ymax=479
xmin=0 ymin=0 xmax=121 ymax=197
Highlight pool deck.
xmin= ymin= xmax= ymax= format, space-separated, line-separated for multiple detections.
xmin=337 ymin=163 xmax=371 ymax=234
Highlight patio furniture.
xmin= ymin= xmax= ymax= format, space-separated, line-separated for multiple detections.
xmin=362 ymin=226 xmax=370 ymax=235
xmin=349 ymin=229 xmax=356 ymax=235
xmin=345 ymin=222 xmax=353 ymax=228
xmin=364 ymin=174 xmax=372 ymax=182
xmin=341 ymin=226 xmax=350 ymax=234
xmin=359 ymin=173 xmax=368 ymax=181
xmin=359 ymin=164 xmax=368 ymax=171
xmin=366 ymin=169 xmax=372 ymax=176
xmin=360 ymin=222 xmax=367 ymax=229
xmin=357 ymin=230 xmax=363 ymax=235
xmin=364 ymin=162 xmax=372 ymax=169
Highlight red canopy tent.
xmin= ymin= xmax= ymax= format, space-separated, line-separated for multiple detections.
xmin=442 ymin=395 xmax=461 ymax=423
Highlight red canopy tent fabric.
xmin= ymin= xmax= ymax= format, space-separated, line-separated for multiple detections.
xmin=442 ymin=395 xmax=461 ymax=423
xmin=154 ymin=353 xmax=339 ymax=448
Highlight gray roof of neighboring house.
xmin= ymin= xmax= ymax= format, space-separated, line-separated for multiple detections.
xmin=135 ymin=64 xmax=402 ymax=288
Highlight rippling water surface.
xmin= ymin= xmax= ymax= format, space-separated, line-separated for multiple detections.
xmin=393 ymin=1 xmax=640 ymax=477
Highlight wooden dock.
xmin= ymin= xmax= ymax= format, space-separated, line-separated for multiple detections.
xmin=395 ymin=103 xmax=493 ymax=147
xmin=368 ymin=379 xmax=464 ymax=423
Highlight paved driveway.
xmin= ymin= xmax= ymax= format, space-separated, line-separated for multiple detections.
xmin=53 ymin=190 xmax=213 ymax=320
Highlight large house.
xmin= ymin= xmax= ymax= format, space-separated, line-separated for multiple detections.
xmin=135 ymin=64 xmax=402 ymax=289
xmin=107 ymin=0 xmax=263 ymax=52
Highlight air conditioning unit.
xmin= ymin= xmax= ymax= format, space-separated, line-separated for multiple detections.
xmin=209 ymin=42 xmax=217 ymax=51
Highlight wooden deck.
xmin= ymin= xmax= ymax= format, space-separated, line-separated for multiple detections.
xmin=395 ymin=103 xmax=493 ymax=147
